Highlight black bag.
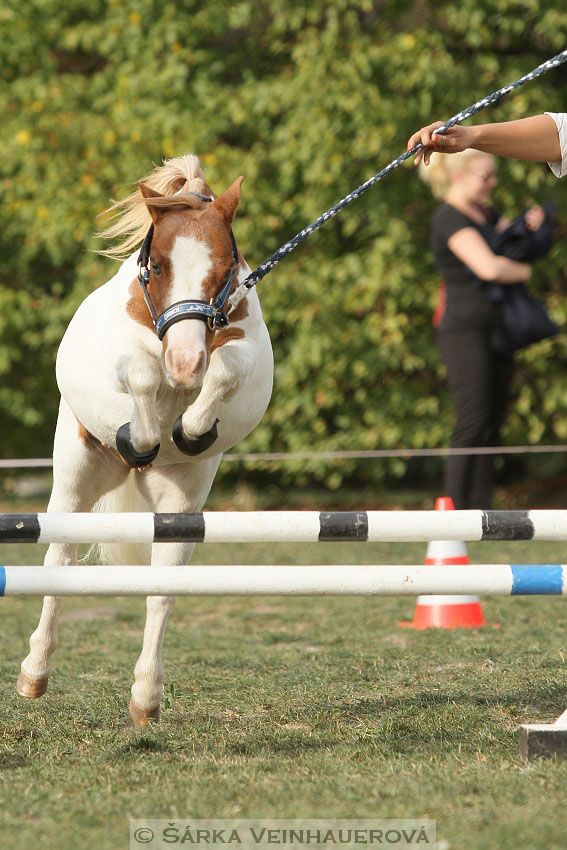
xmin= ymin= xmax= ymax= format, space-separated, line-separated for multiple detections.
xmin=485 ymin=282 xmax=559 ymax=355
xmin=484 ymin=205 xmax=560 ymax=355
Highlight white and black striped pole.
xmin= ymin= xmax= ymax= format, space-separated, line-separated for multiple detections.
xmin=1 ymin=509 xmax=566 ymax=544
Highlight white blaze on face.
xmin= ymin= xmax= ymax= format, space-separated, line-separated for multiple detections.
xmin=163 ymin=234 xmax=212 ymax=388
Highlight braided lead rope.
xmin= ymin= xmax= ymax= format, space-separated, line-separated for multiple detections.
xmin=229 ymin=47 xmax=567 ymax=312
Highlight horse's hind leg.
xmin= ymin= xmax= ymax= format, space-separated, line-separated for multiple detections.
xmin=128 ymin=460 xmax=219 ymax=727
xmin=129 ymin=581 xmax=181 ymax=728
xmin=129 ymin=541 xmax=195 ymax=727
xmin=17 ymin=398 xmax=129 ymax=699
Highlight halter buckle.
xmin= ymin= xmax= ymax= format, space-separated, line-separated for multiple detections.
xmin=207 ymin=300 xmax=229 ymax=331
xmin=207 ymin=300 xmax=218 ymax=331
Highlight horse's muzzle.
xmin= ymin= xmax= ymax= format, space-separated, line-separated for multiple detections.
xmin=164 ymin=347 xmax=207 ymax=388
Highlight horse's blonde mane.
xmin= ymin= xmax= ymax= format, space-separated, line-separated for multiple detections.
xmin=98 ymin=154 xmax=209 ymax=259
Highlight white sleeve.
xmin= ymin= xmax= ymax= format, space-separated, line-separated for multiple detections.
xmin=545 ymin=112 xmax=567 ymax=178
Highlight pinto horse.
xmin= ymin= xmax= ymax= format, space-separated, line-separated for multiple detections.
xmin=16 ymin=155 xmax=273 ymax=726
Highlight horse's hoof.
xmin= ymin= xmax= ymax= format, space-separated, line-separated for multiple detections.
xmin=129 ymin=698 xmax=160 ymax=728
xmin=172 ymin=417 xmax=219 ymax=455
xmin=116 ymin=423 xmax=160 ymax=468
xmin=17 ymin=671 xmax=49 ymax=698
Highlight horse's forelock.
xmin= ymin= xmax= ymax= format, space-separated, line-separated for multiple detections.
xmin=147 ymin=154 xmax=207 ymax=198
xmin=98 ymin=155 xmax=209 ymax=259
xmin=141 ymin=193 xmax=206 ymax=213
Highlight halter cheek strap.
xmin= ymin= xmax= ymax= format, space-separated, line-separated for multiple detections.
xmin=136 ymin=193 xmax=238 ymax=337
xmin=137 ymin=224 xmax=158 ymax=325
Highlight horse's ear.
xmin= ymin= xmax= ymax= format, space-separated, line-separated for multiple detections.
xmin=138 ymin=182 xmax=164 ymax=224
xmin=212 ymin=176 xmax=244 ymax=227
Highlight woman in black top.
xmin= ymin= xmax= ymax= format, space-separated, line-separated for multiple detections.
xmin=420 ymin=150 xmax=544 ymax=508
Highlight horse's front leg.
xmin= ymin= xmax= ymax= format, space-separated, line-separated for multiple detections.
xmin=129 ymin=461 xmax=220 ymax=727
xmin=116 ymin=353 xmax=162 ymax=466
xmin=175 ymin=338 xmax=253 ymax=453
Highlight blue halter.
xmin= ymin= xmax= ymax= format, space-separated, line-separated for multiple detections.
xmin=136 ymin=193 xmax=239 ymax=338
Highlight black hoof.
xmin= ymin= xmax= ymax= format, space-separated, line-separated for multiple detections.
xmin=172 ymin=417 xmax=219 ymax=456
xmin=116 ymin=423 xmax=160 ymax=467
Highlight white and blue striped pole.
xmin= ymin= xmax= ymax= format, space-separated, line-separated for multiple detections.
xmin=0 ymin=563 xmax=566 ymax=597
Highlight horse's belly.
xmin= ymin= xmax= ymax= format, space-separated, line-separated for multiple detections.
xmin=218 ymin=361 xmax=273 ymax=445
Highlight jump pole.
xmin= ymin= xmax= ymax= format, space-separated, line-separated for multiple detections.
xmin=1 ymin=563 xmax=566 ymax=597
xmin=3 ymin=509 xmax=567 ymax=543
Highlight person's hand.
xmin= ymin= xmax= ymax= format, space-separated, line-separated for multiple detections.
xmin=524 ymin=205 xmax=545 ymax=232
xmin=407 ymin=122 xmax=477 ymax=166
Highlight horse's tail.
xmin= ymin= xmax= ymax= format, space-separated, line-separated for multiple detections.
xmin=87 ymin=472 xmax=151 ymax=566
xmin=98 ymin=154 xmax=208 ymax=259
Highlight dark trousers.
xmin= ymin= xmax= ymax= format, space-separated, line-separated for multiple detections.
xmin=436 ymin=327 xmax=514 ymax=509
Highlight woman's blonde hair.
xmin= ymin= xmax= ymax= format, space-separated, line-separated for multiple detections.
xmin=418 ymin=149 xmax=494 ymax=200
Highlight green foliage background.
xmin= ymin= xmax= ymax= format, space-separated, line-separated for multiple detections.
xmin=1 ymin=0 xmax=567 ymax=490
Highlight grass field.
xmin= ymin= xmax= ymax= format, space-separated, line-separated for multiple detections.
xmin=1 ymin=533 xmax=566 ymax=850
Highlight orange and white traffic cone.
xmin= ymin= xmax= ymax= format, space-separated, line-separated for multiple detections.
xmin=398 ymin=496 xmax=488 ymax=629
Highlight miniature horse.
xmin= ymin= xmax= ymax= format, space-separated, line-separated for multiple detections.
xmin=16 ymin=155 xmax=273 ymax=726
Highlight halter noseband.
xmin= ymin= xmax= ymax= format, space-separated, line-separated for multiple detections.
xmin=136 ymin=192 xmax=238 ymax=338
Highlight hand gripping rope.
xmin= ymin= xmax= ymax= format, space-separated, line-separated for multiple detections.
xmin=227 ymin=48 xmax=567 ymax=315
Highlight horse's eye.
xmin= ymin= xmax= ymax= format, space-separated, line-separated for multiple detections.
xmin=151 ymin=262 xmax=161 ymax=276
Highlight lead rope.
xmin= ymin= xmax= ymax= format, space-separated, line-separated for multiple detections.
xmin=228 ymin=47 xmax=567 ymax=314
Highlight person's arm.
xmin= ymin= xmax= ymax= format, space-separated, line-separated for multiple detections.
xmin=407 ymin=114 xmax=561 ymax=167
xmin=448 ymin=228 xmax=531 ymax=283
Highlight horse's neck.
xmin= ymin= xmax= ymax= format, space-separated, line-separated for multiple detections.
xmin=114 ymin=254 xmax=139 ymax=287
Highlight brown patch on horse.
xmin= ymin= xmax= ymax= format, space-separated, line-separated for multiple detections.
xmin=77 ymin=417 xmax=118 ymax=461
xmin=226 ymin=298 xmax=249 ymax=323
xmin=181 ymin=207 xmax=235 ymax=307
xmin=126 ymin=276 xmax=156 ymax=331
xmin=183 ymin=180 xmax=250 ymax=323
xmin=125 ymin=198 xmax=183 ymax=330
xmin=210 ymin=327 xmax=245 ymax=353
xmin=77 ymin=419 xmax=102 ymax=450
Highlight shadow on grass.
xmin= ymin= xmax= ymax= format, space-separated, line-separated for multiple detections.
xmin=226 ymin=733 xmax=331 ymax=757
xmin=120 ymin=735 xmax=172 ymax=754
xmin=169 ymin=683 xmax=567 ymax=759
xmin=104 ymin=675 xmax=567 ymax=760
xmin=2 ymin=678 xmax=563 ymax=765
xmin=0 ymin=753 xmax=28 ymax=770
xmin=329 ymin=683 xmax=567 ymax=720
